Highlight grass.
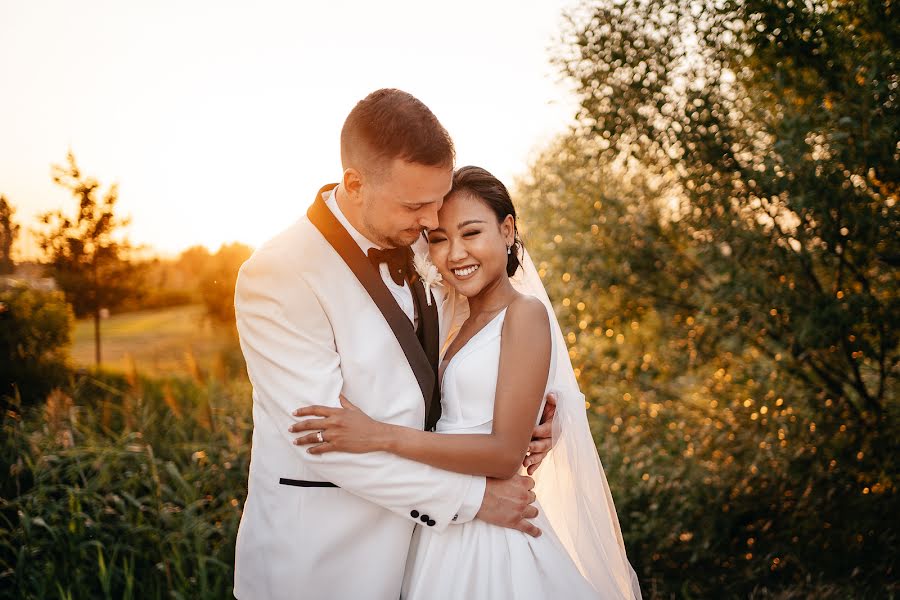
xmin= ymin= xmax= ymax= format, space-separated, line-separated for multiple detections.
xmin=1 ymin=372 xmax=252 ymax=600
xmin=71 ymin=305 xmax=239 ymax=378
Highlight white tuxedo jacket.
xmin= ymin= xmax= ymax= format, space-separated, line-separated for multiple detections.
xmin=233 ymin=184 xmax=482 ymax=600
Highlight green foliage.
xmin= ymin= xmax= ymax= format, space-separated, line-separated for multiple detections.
xmin=0 ymin=286 xmax=73 ymax=403
xmin=513 ymin=0 xmax=899 ymax=595
xmin=0 ymin=371 xmax=252 ymax=599
xmin=557 ymin=0 xmax=897 ymax=424
xmin=0 ymin=195 xmax=18 ymax=275
xmin=198 ymin=243 xmax=253 ymax=324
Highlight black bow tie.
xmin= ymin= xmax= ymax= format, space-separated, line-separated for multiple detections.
xmin=367 ymin=247 xmax=411 ymax=286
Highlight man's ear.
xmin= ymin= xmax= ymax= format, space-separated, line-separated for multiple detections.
xmin=342 ymin=168 xmax=364 ymax=203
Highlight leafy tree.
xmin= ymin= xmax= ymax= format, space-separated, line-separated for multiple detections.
xmin=554 ymin=0 xmax=897 ymax=427
xmin=200 ymin=243 xmax=252 ymax=324
xmin=515 ymin=0 xmax=897 ymax=594
xmin=36 ymin=151 xmax=143 ymax=366
xmin=177 ymin=245 xmax=213 ymax=281
xmin=0 ymin=195 xmax=19 ymax=275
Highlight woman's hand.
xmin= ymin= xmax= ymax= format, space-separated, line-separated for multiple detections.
xmin=289 ymin=395 xmax=388 ymax=454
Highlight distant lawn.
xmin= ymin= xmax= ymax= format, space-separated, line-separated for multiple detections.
xmin=72 ymin=304 xmax=242 ymax=378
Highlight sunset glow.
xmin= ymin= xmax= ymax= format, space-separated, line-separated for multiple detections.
xmin=1 ymin=0 xmax=579 ymax=257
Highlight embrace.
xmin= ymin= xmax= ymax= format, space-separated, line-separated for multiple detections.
xmin=233 ymin=89 xmax=641 ymax=599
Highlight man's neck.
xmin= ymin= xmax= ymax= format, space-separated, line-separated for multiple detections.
xmin=334 ymin=185 xmax=375 ymax=243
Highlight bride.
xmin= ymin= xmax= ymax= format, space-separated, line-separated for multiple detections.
xmin=291 ymin=166 xmax=641 ymax=599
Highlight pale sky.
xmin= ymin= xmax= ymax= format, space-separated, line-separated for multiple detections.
xmin=1 ymin=0 xmax=579 ymax=257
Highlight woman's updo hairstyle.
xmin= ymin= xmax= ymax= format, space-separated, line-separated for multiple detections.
xmin=446 ymin=166 xmax=522 ymax=276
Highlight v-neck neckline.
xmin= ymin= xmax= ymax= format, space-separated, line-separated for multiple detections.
xmin=439 ymin=307 xmax=509 ymax=388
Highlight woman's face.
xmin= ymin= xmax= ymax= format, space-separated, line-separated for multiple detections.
xmin=426 ymin=191 xmax=514 ymax=298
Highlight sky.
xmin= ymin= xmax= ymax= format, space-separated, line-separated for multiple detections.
xmin=1 ymin=0 xmax=580 ymax=258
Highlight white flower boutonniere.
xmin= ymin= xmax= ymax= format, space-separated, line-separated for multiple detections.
xmin=412 ymin=251 xmax=443 ymax=306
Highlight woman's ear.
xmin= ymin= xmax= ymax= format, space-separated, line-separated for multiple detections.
xmin=500 ymin=214 xmax=516 ymax=246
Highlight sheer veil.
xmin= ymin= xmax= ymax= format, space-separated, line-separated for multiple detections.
xmin=510 ymin=248 xmax=642 ymax=599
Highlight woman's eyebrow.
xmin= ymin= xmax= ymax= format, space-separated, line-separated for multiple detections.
xmin=429 ymin=219 xmax=487 ymax=234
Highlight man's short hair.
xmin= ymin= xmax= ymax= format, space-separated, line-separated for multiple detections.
xmin=340 ymin=89 xmax=455 ymax=179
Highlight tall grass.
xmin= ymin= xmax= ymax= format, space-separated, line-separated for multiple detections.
xmin=0 ymin=369 xmax=252 ymax=600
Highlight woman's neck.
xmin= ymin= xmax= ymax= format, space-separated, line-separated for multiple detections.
xmin=467 ymin=273 xmax=518 ymax=317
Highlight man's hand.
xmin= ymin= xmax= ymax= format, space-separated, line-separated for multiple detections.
xmin=475 ymin=475 xmax=541 ymax=537
xmin=523 ymin=391 xmax=557 ymax=475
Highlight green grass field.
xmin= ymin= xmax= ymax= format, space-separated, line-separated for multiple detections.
xmin=71 ymin=304 xmax=241 ymax=378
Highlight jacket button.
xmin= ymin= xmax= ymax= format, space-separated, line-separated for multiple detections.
xmin=410 ymin=510 xmax=419 ymax=519
xmin=420 ymin=515 xmax=430 ymax=523
xmin=426 ymin=520 xmax=436 ymax=527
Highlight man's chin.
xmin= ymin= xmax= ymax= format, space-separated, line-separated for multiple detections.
xmin=388 ymin=230 xmax=423 ymax=248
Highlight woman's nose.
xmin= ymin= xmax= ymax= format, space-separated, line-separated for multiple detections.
xmin=448 ymin=239 xmax=467 ymax=262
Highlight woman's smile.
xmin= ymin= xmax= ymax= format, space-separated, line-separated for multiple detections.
xmin=451 ymin=264 xmax=480 ymax=279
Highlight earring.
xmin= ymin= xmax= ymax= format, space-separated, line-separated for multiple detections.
xmin=506 ymin=244 xmax=512 ymax=255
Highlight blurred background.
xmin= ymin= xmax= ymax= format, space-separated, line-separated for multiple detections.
xmin=1 ymin=1 xmax=896 ymax=598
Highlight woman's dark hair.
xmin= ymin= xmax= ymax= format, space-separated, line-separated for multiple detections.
xmin=447 ymin=166 xmax=522 ymax=276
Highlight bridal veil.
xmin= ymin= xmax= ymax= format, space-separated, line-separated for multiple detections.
xmin=511 ymin=249 xmax=642 ymax=600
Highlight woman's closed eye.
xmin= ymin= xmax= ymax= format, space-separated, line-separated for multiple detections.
xmin=427 ymin=235 xmax=447 ymax=245
xmin=461 ymin=229 xmax=481 ymax=238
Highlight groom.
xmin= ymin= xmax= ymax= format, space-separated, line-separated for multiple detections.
xmin=233 ymin=88 xmax=556 ymax=600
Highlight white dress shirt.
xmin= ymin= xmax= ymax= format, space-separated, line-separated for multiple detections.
xmin=325 ymin=188 xmax=417 ymax=328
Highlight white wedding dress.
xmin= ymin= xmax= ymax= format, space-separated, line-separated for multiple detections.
xmin=400 ymin=308 xmax=601 ymax=599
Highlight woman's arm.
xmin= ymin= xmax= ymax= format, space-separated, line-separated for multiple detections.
xmin=290 ymin=296 xmax=552 ymax=479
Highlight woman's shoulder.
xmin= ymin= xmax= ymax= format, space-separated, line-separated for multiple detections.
xmin=503 ymin=294 xmax=551 ymax=336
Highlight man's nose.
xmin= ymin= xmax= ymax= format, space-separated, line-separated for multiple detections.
xmin=418 ymin=204 xmax=441 ymax=231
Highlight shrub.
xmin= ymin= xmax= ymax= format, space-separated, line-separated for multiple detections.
xmin=0 ymin=285 xmax=73 ymax=403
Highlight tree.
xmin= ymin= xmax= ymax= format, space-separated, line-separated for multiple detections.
xmin=0 ymin=195 xmax=19 ymax=274
xmin=552 ymin=0 xmax=897 ymax=427
xmin=36 ymin=152 xmax=143 ymax=366
xmin=199 ymin=242 xmax=252 ymax=324
xmin=514 ymin=0 xmax=897 ymax=593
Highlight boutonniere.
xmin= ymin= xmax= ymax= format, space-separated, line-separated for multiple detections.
xmin=412 ymin=251 xmax=442 ymax=306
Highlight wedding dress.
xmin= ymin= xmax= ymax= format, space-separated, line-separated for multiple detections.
xmin=401 ymin=252 xmax=641 ymax=600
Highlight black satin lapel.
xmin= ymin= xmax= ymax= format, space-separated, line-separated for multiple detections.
xmin=411 ymin=279 xmax=442 ymax=429
xmin=307 ymin=185 xmax=435 ymax=412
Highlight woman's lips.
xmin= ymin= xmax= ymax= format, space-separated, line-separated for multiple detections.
xmin=451 ymin=264 xmax=480 ymax=279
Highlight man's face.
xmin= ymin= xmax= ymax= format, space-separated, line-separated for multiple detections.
xmin=359 ymin=159 xmax=453 ymax=249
